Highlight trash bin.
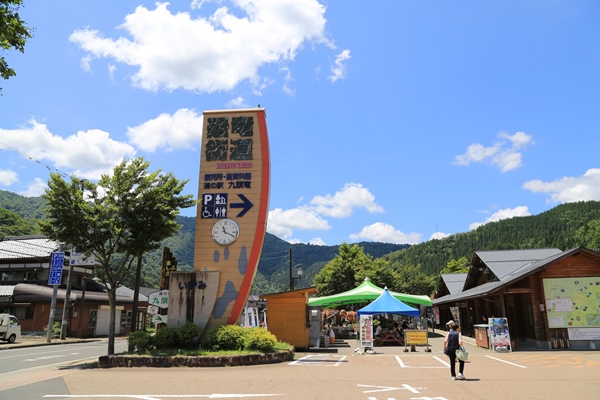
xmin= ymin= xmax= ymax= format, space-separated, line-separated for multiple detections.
xmin=474 ymin=324 xmax=490 ymax=349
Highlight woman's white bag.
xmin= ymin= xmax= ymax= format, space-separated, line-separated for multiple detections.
xmin=455 ymin=346 xmax=469 ymax=361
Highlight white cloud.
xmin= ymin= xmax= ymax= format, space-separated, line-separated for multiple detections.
xmin=108 ymin=64 xmax=117 ymax=80
xmin=454 ymin=131 xmax=534 ymax=173
xmin=267 ymin=207 xmax=331 ymax=239
xmin=309 ymin=183 xmax=384 ymax=218
xmin=0 ymin=169 xmax=18 ymax=186
xmin=308 ymin=237 xmax=326 ymax=245
xmin=19 ymin=178 xmax=47 ymax=197
xmin=226 ymin=97 xmax=250 ymax=108
xmin=469 ymin=206 xmax=531 ymax=230
xmin=328 ymin=49 xmax=351 ymax=82
xmin=523 ymin=168 xmax=600 ymax=204
xmin=69 ymin=1 xmax=331 ymax=93
xmin=0 ymin=120 xmax=137 ymax=180
xmin=267 ymin=183 xmax=384 ymax=240
xmin=126 ymin=108 xmax=203 ymax=152
xmin=280 ymin=65 xmax=295 ymax=95
xmin=429 ymin=231 xmax=451 ymax=240
xmin=349 ymin=222 xmax=422 ymax=245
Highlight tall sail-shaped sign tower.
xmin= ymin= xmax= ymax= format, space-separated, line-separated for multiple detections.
xmin=194 ymin=108 xmax=270 ymax=332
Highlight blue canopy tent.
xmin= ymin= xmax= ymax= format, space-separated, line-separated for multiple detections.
xmin=357 ymin=287 xmax=420 ymax=317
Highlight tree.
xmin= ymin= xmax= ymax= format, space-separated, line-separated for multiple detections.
xmin=313 ymin=243 xmax=371 ymax=296
xmin=392 ymin=263 xmax=435 ymax=296
xmin=439 ymin=257 xmax=470 ymax=275
xmin=1 ymin=0 xmax=33 ymax=93
xmin=40 ymin=157 xmax=195 ymax=354
xmin=355 ymin=258 xmax=398 ymax=290
xmin=574 ymin=219 xmax=600 ymax=251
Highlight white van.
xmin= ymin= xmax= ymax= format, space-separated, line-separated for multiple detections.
xmin=0 ymin=314 xmax=21 ymax=343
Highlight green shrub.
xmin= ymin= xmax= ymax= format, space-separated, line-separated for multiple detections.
xmin=242 ymin=327 xmax=277 ymax=352
xmin=128 ymin=330 xmax=153 ymax=353
xmin=43 ymin=322 xmax=61 ymax=337
xmin=177 ymin=321 xmax=202 ymax=348
xmin=153 ymin=325 xmax=179 ymax=349
xmin=207 ymin=324 xmax=245 ymax=351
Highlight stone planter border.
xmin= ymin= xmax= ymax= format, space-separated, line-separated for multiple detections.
xmin=98 ymin=350 xmax=292 ymax=368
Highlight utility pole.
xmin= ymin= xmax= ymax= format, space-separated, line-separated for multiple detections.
xmin=289 ymin=248 xmax=293 ymax=291
xmin=60 ymin=248 xmax=75 ymax=340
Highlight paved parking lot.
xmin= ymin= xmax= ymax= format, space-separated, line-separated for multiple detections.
xmin=5 ymin=333 xmax=597 ymax=400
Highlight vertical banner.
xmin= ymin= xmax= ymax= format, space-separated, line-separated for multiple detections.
xmin=359 ymin=315 xmax=374 ymax=349
xmin=450 ymin=306 xmax=461 ymax=327
xmin=194 ymin=108 xmax=270 ymax=333
xmin=433 ymin=305 xmax=440 ymax=325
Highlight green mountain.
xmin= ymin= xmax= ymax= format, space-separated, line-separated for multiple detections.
xmin=0 ymin=190 xmax=408 ymax=292
xmin=2 ymin=190 xmax=600 ymax=293
xmin=384 ymin=200 xmax=600 ymax=276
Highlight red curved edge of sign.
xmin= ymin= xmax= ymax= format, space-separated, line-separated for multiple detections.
xmin=227 ymin=110 xmax=270 ymax=324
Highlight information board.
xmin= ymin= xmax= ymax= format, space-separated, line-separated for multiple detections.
xmin=543 ymin=277 xmax=600 ymax=328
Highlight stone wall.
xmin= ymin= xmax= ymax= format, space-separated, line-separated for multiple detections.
xmin=98 ymin=350 xmax=292 ymax=368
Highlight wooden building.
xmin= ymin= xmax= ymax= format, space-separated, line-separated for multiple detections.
xmin=260 ymin=287 xmax=318 ymax=350
xmin=433 ymin=247 xmax=600 ymax=350
xmin=0 ymin=236 xmax=146 ymax=337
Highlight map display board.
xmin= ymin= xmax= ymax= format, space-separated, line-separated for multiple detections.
xmin=543 ymin=277 xmax=600 ymax=328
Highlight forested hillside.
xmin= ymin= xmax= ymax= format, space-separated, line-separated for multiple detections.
xmin=384 ymin=201 xmax=600 ymax=276
xmin=0 ymin=190 xmax=408 ymax=292
xmin=2 ymin=190 xmax=600 ymax=293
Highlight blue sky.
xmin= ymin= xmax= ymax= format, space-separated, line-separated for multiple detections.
xmin=1 ymin=1 xmax=600 ymax=246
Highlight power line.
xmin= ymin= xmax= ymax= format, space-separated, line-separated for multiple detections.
xmin=0 ymin=139 xmax=69 ymax=178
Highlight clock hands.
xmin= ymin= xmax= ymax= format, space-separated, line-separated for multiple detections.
xmin=222 ymin=226 xmax=236 ymax=237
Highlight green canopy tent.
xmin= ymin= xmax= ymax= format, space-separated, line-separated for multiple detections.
xmin=307 ymin=277 xmax=432 ymax=308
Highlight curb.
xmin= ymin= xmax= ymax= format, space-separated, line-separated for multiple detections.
xmin=98 ymin=350 xmax=293 ymax=368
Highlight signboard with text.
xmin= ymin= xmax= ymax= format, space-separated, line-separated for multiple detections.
xmin=194 ymin=109 xmax=270 ymax=332
xmin=148 ymin=290 xmax=169 ymax=309
xmin=48 ymin=252 xmax=65 ymax=285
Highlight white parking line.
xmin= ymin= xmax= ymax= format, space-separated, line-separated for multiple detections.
xmin=288 ymin=354 xmax=346 ymax=366
xmin=485 ymin=355 xmax=527 ymax=368
xmin=394 ymin=355 xmax=448 ymax=368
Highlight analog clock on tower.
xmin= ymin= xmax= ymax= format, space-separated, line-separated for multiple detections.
xmin=211 ymin=219 xmax=240 ymax=246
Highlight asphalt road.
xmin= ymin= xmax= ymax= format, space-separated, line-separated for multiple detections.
xmin=1 ymin=335 xmax=598 ymax=400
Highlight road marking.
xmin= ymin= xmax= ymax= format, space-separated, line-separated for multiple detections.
xmin=44 ymin=395 xmax=282 ymax=399
xmin=433 ymin=356 xmax=450 ymax=367
xmin=395 ymin=356 xmax=447 ymax=368
xmin=358 ymin=384 xmax=424 ymax=394
xmin=288 ymin=354 xmax=346 ymax=366
xmin=485 ymin=355 xmax=526 ymax=368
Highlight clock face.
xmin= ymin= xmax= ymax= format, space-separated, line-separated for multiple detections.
xmin=211 ymin=219 xmax=240 ymax=246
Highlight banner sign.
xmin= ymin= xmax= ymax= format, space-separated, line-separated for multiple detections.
xmin=405 ymin=330 xmax=428 ymax=345
xmin=359 ymin=315 xmax=373 ymax=349
xmin=490 ymin=317 xmax=511 ymax=351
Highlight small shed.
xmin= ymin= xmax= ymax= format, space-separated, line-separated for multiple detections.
xmin=261 ymin=287 xmax=317 ymax=350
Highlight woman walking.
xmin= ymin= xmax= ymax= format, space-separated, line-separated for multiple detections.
xmin=443 ymin=323 xmax=465 ymax=381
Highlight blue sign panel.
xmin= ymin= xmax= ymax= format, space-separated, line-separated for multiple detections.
xmin=48 ymin=252 xmax=65 ymax=285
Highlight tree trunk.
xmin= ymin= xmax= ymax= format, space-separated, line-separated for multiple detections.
xmin=108 ymin=288 xmax=117 ymax=355
xmin=131 ymin=254 xmax=142 ymax=334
